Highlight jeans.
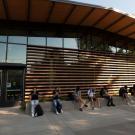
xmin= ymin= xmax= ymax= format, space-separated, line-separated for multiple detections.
xmin=53 ymin=99 xmax=62 ymax=113
xmin=31 ymin=100 xmax=39 ymax=117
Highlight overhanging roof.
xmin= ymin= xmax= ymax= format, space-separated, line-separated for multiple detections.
xmin=0 ymin=0 xmax=135 ymax=40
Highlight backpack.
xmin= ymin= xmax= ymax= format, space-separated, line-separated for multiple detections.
xmin=56 ymin=101 xmax=62 ymax=113
xmin=35 ymin=104 xmax=44 ymax=116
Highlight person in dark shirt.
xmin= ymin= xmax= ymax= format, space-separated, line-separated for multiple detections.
xmin=52 ymin=87 xmax=63 ymax=114
xmin=100 ymin=86 xmax=115 ymax=107
xmin=31 ymin=88 xmax=39 ymax=117
xmin=120 ymin=85 xmax=129 ymax=103
xmin=123 ymin=85 xmax=128 ymax=97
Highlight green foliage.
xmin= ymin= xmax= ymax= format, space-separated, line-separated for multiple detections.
xmin=19 ymin=101 xmax=26 ymax=112
xmin=39 ymin=98 xmax=46 ymax=102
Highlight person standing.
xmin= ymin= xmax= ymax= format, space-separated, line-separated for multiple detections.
xmin=100 ymin=86 xmax=115 ymax=107
xmin=31 ymin=88 xmax=39 ymax=117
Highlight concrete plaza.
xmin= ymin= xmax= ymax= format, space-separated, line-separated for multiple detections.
xmin=0 ymin=104 xmax=135 ymax=135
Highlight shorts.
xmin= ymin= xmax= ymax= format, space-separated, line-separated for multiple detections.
xmin=88 ymin=96 xmax=96 ymax=102
xmin=122 ymin=93 xmax=128 ymax=98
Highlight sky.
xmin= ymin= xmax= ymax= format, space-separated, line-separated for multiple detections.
xmin=70 ymin=0 xmax=135 ymax=14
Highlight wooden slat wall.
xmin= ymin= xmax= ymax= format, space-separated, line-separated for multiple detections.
xmin=25 ymin=45 xmax=135 ymax=101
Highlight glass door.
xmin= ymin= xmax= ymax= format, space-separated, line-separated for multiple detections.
xmin=0 ymin=70 xmax=5 ymax=105
xmin=6 ymin=70 xmax=24 ymax=103
xmin=0 ymin=70 xmax=2 ymax=100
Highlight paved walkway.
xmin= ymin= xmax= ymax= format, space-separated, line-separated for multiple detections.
xmin=0 ymin=104 xmax=135 ymax=135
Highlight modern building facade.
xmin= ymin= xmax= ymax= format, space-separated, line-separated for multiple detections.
xmin=1 ymin=0 xmax=135 ymax=106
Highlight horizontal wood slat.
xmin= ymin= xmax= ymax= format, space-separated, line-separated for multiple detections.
xmin=25 ymin=46 xmax=135 ymax=101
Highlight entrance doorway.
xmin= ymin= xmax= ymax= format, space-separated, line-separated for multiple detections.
xmin=0 ymin=69 xmax=25 ymax=106
xmin=7 ymin=70 xmax=24 ymax=103
xmin=0 ymin=70 xmax=2 ymax=101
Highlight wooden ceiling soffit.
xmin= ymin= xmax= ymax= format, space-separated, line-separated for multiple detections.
xmin=126 ymin=30 xmax=135 ymax=37
xmin=46 ymin=1 xmax=55 ymax=23
xmin=0 ymin=0 xmax=5 ymax=19
xmin=104 ymin=15 xmax=126 ymax=30
xmin=2 ymin=0 xmax=9 ymax=19
xmin=63 ymin=5 xmax=76 ymax=24
xmin=78 ymin=8 xmax=95 ymax=25
xmin=27 ymin=0 xmax=31 ymax=22
xmin=92 ymin=10 xmax=112 ymax=27
xmin=128 ymin=33 xmax=135 ymax=40
xmin=108 ymin=18 xmax=135 ymax=33
xmin=116 ymin=21 xmax=135 ymax=34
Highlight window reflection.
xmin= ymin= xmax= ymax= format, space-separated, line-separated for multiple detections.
xmin=7 ymin=44 xmax=26 ymax=64
xmin=47 ymin=37 xmax=62 ymax=47
xmin=64 ymin=38 xmax=78 ymax=49
xmin=0 ymin=36 xmax=7 ymax=42
xmin=8 ymin=36 xmax=27 ymax=44
xmin=117 ymin=47 xmax=127 ymax=54
xmin=28 ymin=37 xmax=45 ymax=46
xmin=109 ymin=46 xmax=117 ymax=53
xmin=0 ymin=43 xmax=6 ymax=62
xmin=1 ymin=34 xmax=134 ymax=65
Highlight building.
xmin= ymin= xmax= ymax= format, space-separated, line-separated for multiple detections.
xmin=0 ymin=0 xmax=135 ymax=106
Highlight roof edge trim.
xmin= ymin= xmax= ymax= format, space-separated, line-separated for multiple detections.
xmin=51 ymin=0 xmax=135 ymax=19
xmin=51 ymin=0 xmax=107 ymax=9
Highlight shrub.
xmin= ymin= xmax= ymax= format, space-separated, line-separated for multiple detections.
xmin=20 ymin=101 xmax=26 ymax=112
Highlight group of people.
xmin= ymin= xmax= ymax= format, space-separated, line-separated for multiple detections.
xmin=119 ymin=85 xmax=135 ymax=103
xmin=30 ymin=84 xmax=135 ymax=117
xmin=73 ymin=86 xmax=115 ymax=112
xmin=30 ymin=87 xmax=63 ymax=117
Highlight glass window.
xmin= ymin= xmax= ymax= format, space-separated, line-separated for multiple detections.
xmin=64 ymin=38 xmax=78 ymax=49
xmin=0 ymin=43 xmax=6 ymax=62
xmin=47 ymin=37 xmax=62 ymax=47
xmin=8 ymin=36 xmax=27 ymax=44
xmin=7 ymin=44 xmax=26 ymax=64
xmin=0 ymin=36 xmax=7 ymax=42
xmin=28 ymin=37 xmax=45 ymax=46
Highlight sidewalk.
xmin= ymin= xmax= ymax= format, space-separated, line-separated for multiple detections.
xmin=0 ymin=105 xmax=135 ymax=135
